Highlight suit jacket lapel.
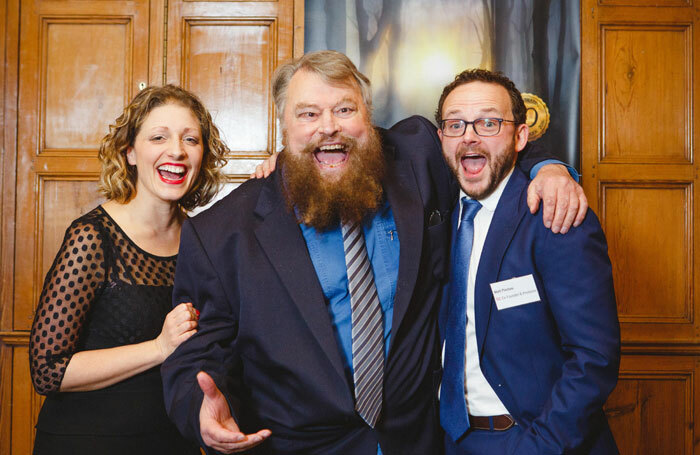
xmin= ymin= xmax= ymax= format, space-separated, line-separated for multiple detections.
xmin=253 ymin=173 xmax=349 ymax=385
xmin=474 ymin=169 xmax=529 ymax=355
xmin=384 ymin=154 xmax=424 ymax=357
xmin=438 ymin=200 xmax=460 ymax=342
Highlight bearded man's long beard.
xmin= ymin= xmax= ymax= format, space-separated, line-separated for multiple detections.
xmin=279 ymin=127 xmax=385 ymax=231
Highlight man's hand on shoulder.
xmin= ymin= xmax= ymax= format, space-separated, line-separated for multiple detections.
xmin=527 ymin=164 xmax=587 ymax=234
xmin=249 ymin=152 xmax=279 ymax=179
xmin=198 ymin=371 xmax=271 ymax=453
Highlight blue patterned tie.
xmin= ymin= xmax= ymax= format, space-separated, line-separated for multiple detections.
xmin=440 ymin=198 xmax=482 ymax=442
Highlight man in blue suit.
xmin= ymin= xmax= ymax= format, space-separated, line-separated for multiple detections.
xmin=437 ymin=69 xmax=621 ymax=454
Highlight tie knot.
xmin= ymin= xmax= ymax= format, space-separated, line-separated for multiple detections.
xmin=460 ymin=198 xmax=482 ymax=223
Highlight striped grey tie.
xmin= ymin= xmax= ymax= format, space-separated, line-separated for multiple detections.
xmin=342 ymin=221 xmax=384 ymax=427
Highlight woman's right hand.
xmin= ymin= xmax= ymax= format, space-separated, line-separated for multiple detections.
xmin=155 ymin=302 xmax=198 ymax=361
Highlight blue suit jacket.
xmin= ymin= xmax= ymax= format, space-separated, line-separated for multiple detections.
xmin=439 ymin=167 xmax=621 ymax=454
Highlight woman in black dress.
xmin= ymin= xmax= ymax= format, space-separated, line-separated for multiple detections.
xmin=29 ymin=85 xmax=227 ymax=455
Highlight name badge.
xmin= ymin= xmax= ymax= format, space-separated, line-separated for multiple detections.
xmin=490 ymin=274 xmax=540 ymax=310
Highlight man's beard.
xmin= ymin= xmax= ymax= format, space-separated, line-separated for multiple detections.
xmin=279 ymin=127 xmax=386 ymax=230
xmin=452 ymin=136 xmax=517 ymax=200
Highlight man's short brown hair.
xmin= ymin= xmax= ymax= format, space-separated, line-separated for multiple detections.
xmin=435 ymin=69 xmax=527 ymax=127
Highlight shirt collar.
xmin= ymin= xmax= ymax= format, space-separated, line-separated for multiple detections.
xmin=459 ymin=167 xmax=515 ymax=214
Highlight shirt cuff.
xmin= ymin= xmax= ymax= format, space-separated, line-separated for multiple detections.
xmin=529 ymin=159 xmax=580 ymax=182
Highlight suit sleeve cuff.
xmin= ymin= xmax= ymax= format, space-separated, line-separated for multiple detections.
xmin=529 ymin=159 xmax=580 ymax=182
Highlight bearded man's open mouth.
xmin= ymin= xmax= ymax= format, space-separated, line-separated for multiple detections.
xmin=314 ymin=143 xmax=348 ymax=168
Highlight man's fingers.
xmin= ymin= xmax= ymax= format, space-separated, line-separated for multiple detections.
xmin=526 ymin=183 xmax=541 ymax=214
xmin=550 ymin=187 xmax=570 ymax=234
xmin=209 ymin=429 xmax=272 ymax=454
xmin=197 ymin=371 xmax=221 ymax=400
xmin=559 ymin=190 xmax=579 ymax=234
xmin=540 ymin=193 xmax=556 ymax=229
xmin=573 ymin=187 xmax=588 ymax=227
xmin=249 ymin=163 xmax=264 ymax=179
xmin=202 ymin=421 xmax=245 ymax=444
xmin=256 ymin=164 xmax=266 ymax=179
xmin=249 ymin=153 xmax=278 ymax=179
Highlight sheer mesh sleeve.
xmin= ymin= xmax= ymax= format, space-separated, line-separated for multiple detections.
xmin=29 ymin=218 xmax=108 ymax=395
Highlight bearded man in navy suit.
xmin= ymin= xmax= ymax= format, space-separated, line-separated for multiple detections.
xmin=437 ymin=69 xmax=620 ymax=454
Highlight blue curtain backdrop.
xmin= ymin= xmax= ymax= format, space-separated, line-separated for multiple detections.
xmin=304 ymin=0 xmax=581 ymax=168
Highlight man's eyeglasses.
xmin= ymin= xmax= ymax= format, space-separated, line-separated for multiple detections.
xmin=440 ymin=118 xmax=517 ymax=137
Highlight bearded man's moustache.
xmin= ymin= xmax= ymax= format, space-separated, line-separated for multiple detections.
xmin=279 ymin=127 xmax=385 ymax=230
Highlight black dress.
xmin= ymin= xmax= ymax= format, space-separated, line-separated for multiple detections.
xmin=29 ymin=206 xmax=199 ymax=455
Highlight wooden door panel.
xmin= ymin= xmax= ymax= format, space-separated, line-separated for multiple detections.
xmin=600 ymin=183 xmax=690 ymax=330
xmin=43 ymin=20 xmax=130 ymax=150
xmin=602 ymin=25 xmax=690 ymax=164
xmin=14 ymin=0 xmax=150 ymax=331
xmin=10 ymin=344 xmax=41 ymax=455
xmin=166 ymin=0 xmax=298 ymax=177
xmin=184 ymin=19 xmax=275 ymax=154
xmin=605 ymin=355 xmax=697 ymax=454
xmin=39 ymin=179 xmax=104 ymax=281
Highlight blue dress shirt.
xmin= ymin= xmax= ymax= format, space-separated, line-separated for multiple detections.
xmin=300 ymin=200 xmax=399 ymax=455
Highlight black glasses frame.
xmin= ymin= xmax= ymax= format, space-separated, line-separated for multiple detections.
xmin=440 ymin=118 xmax=517 ymax=137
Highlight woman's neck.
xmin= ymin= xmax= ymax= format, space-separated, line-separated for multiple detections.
xmin=102 ymin=194 xmax=185 ymax=257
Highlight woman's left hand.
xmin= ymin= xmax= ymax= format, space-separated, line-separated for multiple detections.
xmin=155 ymin=302 xmax=199 ymax=360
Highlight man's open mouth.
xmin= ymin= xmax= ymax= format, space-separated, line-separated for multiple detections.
xmin=157 ymin=163 xmax=187 ymax=183
xmin=460 ymin=153 xmax=487 ymax=177
xmin=314 ymin=144 xmax=348 ymax=168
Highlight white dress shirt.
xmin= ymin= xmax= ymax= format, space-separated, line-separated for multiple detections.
xmin=456 ymin=168 xmax=514 ymax=416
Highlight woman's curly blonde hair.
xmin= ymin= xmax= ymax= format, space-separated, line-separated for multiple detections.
xmin=98 ymin=85 xmax=228 ymax=211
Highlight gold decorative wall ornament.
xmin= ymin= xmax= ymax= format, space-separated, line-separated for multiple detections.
xmin=521 ymin=93 xmax=550 ymax=141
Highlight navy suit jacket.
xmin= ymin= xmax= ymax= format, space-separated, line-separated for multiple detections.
xmin=162 ymin=116 xmax=455 ymax=455
xmin=440 ymin=167 xmax=621 ymax=454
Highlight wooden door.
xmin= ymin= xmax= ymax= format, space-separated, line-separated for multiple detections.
xmin=8 ymin=2 xmax=155 ymax=452
xmin=0 ymin=1 xmax=302 ymax=453
xmin=581 ymin=1 xmax=700 ymax=453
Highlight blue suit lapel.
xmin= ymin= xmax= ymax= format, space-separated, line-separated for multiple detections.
xmin=474 ymin=168 xmax=530 ymax=356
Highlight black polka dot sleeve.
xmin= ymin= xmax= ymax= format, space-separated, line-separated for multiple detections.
xmin=29 ymin=218 xmax=107 ymax=395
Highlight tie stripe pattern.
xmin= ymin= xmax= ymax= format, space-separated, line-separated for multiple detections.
xmin=342 ymin=221 xmax=384 ymax=428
